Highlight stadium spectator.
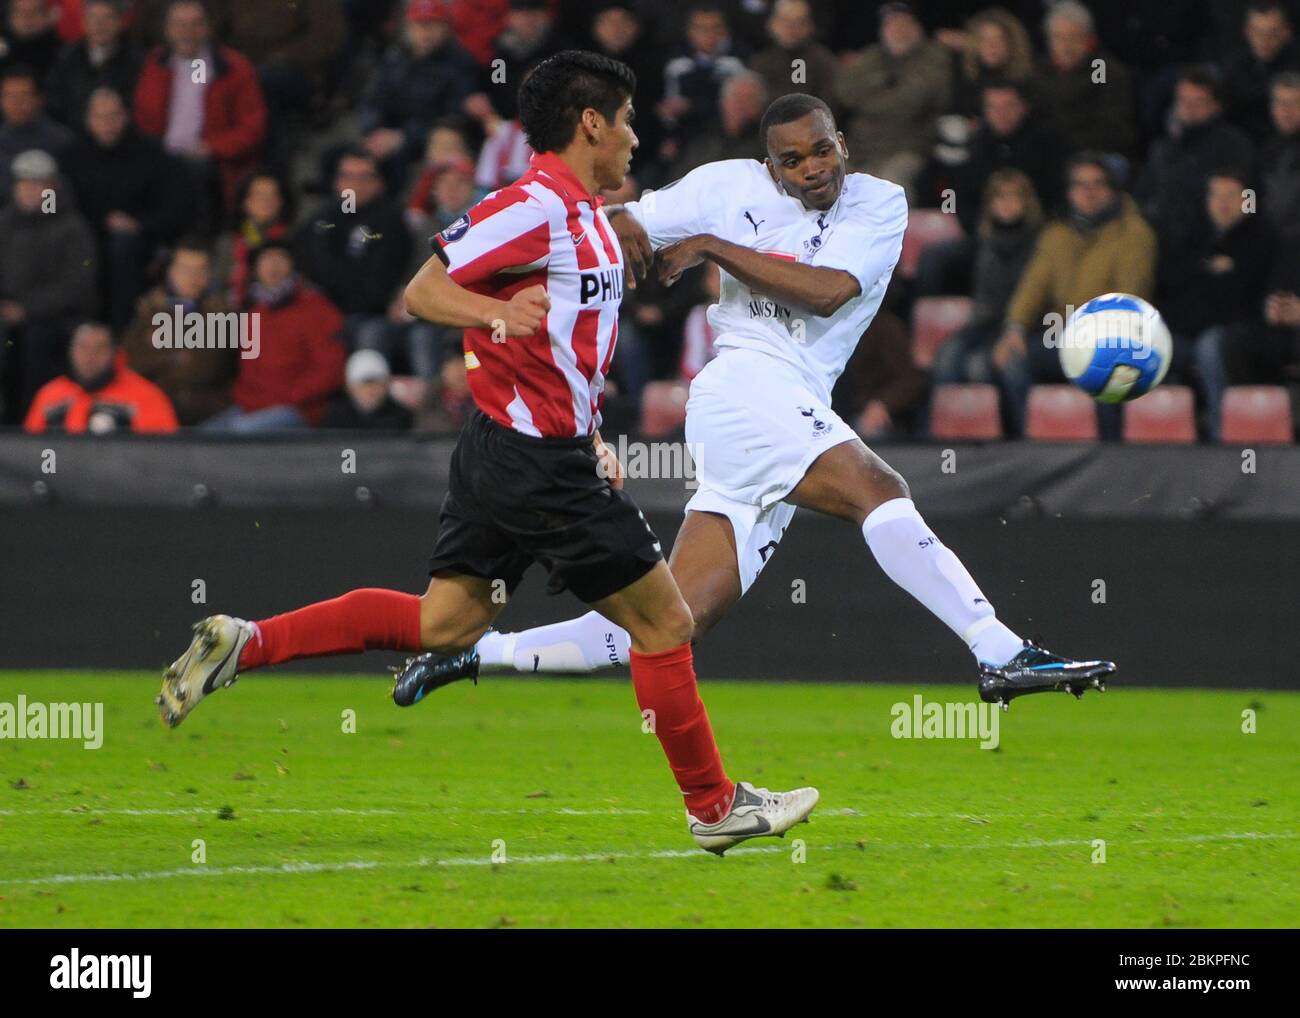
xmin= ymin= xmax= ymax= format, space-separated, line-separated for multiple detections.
xmin=465 ymin=93 xmax=532 ymax=190
xmin=68 ymin=87 xmax=193 ymax=329
xmin=480 ymin=0 xmax=571 ymax=121
xmin=405 ymin=126 xmax=481 ymax=230
xmin=991 ymin=152 xmax=1156 ymax=437
xmin=24 ymin=321 xmax=179 ymax=433
xmin=668 ymin=69 xmax=766 ymax=178
xmin=953 ymin=83 xmax=1062 ymax=233
xmin=748 ymin=0 xmax=837 ymax=109
xmin=1190 ymin=214 xmax=1294 ymax=436
xmin=1137 ymin=65 xmax=1256 ymax=281
xmin=406 ymin=154 xmax=480 ymax=237
xmin=657 ymin=2 xmax=747 ymax=164
xmin=932 ymin=170 xmax=1044 ymax=421
xmin=205 ymin=240 xmax=345 ymax=431
xmin=1032 ymin=0 xmax=1136 ymax=157
xmin=321 ymin=349 xmax=413 ymax=431
xmin=837 ymin=2 xmax=951 ymax=198
xmin=835 ymin=303 xmax=928 ymax=441
xmin=45 ymin=0 xmax=141 ymax=126
xmin=943 ymin=6 xmax=1036 ymax=121
xmin=588 ymin=2 xmax=665 ymax=175
xmin=121 ymin=239 xmax=238 ymax=425
xmin=214 ymin=169 xmax=292 ymax=309
xmin=0 ymin=0 xmax=61 ymax=80
xmin=1259 ymin=70 xmax=1300 ymax=239
xmin=446 ymin=0 xmax=509 ymax=67
xmin=133 ymin=0 xmax=267 ymax=228
xmin=0 ymin=66 xmax=73 ymax=200
xmin=1222 ymin=1 xmax=1300 ymax=144
xmin=679 ymin=261 xmax=721 ymax=383
xmin=296 ymin=148 xmax=414 ymax=362
xmin=222 ymin=0 xmax=344 ymax=127
xmin=357 ymin=0 xmax=477 ymax=183
xmin=0 ymin=149 xmax=98 ymax=422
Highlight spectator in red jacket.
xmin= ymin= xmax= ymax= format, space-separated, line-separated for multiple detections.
xmin=25 ymin=321 xmax=179 ymax=433
xmin=204 ymin=240 xmax=345 ymax=431
xmin=132 ymin=0 xmax=266 ymax=232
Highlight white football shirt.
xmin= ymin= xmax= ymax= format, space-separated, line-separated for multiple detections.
xmin=624 ymin=159 xmax=908 ymax=403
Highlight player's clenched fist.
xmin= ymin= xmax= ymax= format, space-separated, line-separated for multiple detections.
xmin=498 ymin=284 xmax=550 ymax=336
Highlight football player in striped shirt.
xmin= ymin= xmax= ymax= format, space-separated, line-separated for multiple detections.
xmin=156 ymin=52 xmax=817 ymax=855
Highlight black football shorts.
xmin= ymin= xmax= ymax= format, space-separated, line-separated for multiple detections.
xmin=427 ymin=410 xmax=663 ymax=603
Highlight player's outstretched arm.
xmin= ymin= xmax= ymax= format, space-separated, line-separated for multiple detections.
xmin=657 ymin=234 xmax=860 ymax=318
xmin=405 ymin=254 xmax=550 ymax=337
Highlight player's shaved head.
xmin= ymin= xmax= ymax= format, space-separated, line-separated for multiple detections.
xmin=761 ymin=93 xmax=847 ymax=212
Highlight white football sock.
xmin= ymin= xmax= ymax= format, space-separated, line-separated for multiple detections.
xmin=475 ymin=611 xmax=630 ymax=674
xmin=862 ymin=498 xmax=1024 ymax=666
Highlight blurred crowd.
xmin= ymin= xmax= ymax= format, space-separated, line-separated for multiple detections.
xmin=0 ymin=0 xmax=1297 ymax=441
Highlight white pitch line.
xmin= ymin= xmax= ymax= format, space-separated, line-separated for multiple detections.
xmin=1 ymin=832 xmax=1293 ymax=888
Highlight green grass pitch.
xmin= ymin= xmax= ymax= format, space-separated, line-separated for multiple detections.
xmin=1 ymin=671 xmax=1296 ymax=928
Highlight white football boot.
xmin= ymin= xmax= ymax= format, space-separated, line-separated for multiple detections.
xmin=688 ymin=780 xmax=820 ymax=855
xmin=155 ymin=615 xmax=255 ymax=728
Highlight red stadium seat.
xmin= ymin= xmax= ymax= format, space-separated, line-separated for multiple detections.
xmin=640 ymin=380 xmax=689 ymax=437
xmin=911 ymin=296 xmax=974 ymax=368
xmin=898 ymin=209 xmax=963 ymax=280
xmin=1220 ymin=386 xmax=1294 ymax=444
xmin=1025 ymin=385 xmax=1099 ymax=440
xmin=929 ymin=383 xmax=1002 ymax=440
xmin=1122 ymin=385 xmax=1196 ymax=443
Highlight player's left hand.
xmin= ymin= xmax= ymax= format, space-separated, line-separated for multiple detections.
xmin=656 ymin=236 xmax=710 ymax=287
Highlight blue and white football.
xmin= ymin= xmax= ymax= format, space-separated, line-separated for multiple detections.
xmin=1059 ymin=293 xmax=1172 ymax=403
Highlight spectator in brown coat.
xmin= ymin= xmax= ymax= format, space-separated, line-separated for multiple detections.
xmin=748 ymin=0 xmax=837 ymax=109
xmin=122 ymin=240 xmax=238 ymax=425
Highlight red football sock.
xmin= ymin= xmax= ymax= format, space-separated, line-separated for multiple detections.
xmin=238 ymin=588 xmax=422 ymax=670
xmin=629 ymin=642 xmax=734 ymax=824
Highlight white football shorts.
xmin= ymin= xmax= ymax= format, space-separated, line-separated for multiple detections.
xmin=683 ymin=346 xmax=858 ymax=593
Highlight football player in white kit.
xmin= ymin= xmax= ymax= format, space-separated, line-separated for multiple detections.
xmin=395 ymin=94 xmax=1115 ymax=709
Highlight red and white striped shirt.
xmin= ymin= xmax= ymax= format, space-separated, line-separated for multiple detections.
xmin=432 ymin=151 xmax=624 ymax=438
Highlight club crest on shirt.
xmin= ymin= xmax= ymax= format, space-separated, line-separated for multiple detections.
xmin=802 ymin=214 xmax=831 ymax=256
xmin=439 ymin=215 xmax=470 ymax=244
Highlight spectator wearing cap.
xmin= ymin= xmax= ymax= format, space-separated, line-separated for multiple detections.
xmin=748 ymin=0 xmax=837 ymax=109
xmin=0 ymin=65 xmax=73 ymax=201
xmin=357 ymin=0 xmax=478 ymax=184
xmin=204 ymin=240 xmax=345 ymax=431
xmin=122 ymin=239 xmax=238 ymax=425
xmin=668 ymin=69 xmax=766 ymax=179
xmin=24 ymin=321 xmax=179 ymax=433
xmin=297 ymin=148 xmax=413 ymax=364
xmin=0 ymin=149 xmax=98 ymax=422
xmin=657 ymin=2 xmax=747 ymax=166
xmin=1222 ymin=1 xmax=1300 ymax=145
xmin=0 ymin=0 xmax=61 ymax=80
xmin=837 ymin=2 xmax=952 ymax=198
xmin=45 ymin=0 xmax=142 ymax=126
xmin=991 ymin=152 xmax=1156 ymax=437
xmin=1136 ymin=65 xmax=1255 ymax=280
xmin=1260 ymin=70 xmax=1300 ymax=240
xmin=322 ymin=349 xmax=413 ymax=431
xmin=68 ymin=87 xmax=194 ymax=329
xmin=133 ymin=0 xmax=267 ymax=229
xmin=1032 ymin=0 xmax=1136 ymax=157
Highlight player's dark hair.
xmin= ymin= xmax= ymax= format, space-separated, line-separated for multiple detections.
xmin=517 ymin=49 xmax=636 ymax=153
xmin=759 ymin=92 xmax=835 ymax=150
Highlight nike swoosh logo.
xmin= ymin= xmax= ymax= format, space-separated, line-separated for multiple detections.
xmin=695 ymin=813 xmax=772 ymax=837
xmin=201 ymin=641 xmax=240 ymax=695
